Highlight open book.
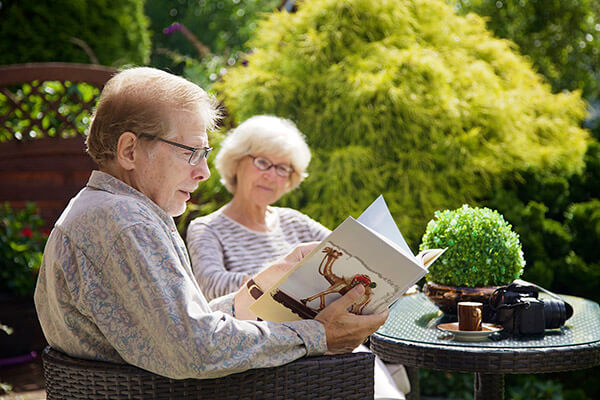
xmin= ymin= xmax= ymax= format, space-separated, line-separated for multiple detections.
xmin=249 ymin=195 xmax=446 ymax=322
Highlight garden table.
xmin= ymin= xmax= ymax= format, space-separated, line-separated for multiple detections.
xmin=370 ymin=292 xmax=600 ymax=400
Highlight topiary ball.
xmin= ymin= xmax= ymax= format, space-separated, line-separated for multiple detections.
xmin=420 ymin=205 xmax=525 ymax=287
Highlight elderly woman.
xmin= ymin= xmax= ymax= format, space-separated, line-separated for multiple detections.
xmin=186 ymin=115 xmax=330 ymax=301
xmin=186 ymin=115 xmax=410 ymax=399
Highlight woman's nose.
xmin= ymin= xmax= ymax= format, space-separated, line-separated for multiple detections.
xmin=262 ymin=166 xmax=278 ymax=179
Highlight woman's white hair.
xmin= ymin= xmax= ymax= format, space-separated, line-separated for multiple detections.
xmin=216 ymin=115 xmax=312 ymax=194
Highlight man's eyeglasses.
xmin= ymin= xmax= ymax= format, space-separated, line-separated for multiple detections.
xmin=249 ymin=155 xmax=294 ymax=178
xmin=134 ymin=132 xmax=212 ymax=166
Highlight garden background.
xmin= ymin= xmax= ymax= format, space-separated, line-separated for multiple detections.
xmin=1 ymin=0 xmax=599 ymax=399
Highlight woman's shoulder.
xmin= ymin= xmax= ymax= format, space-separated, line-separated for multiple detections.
xmin=273 ymin=207 xmax=331 ymax=237
xmin=273 ymin=206 xmax=320 ymax=226
xmin=187 ymin=207 xmax=229 ymax=233
xmin=273 ymin=206 xmax=305 ymax=219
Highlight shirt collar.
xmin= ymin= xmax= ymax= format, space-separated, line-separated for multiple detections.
xmin=86 ymin=170 xmax=176 ymax=227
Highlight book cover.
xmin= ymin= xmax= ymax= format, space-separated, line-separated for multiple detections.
xmin=249 ymin=196 xmax=445 ymax=322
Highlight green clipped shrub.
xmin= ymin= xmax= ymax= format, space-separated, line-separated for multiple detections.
xmin=420 ymin=205 xmax=524 ymax=287
xmin=0 ymin=0 xmax=150 ymax=66
xmin=214 ymin=0 xmax=590 ymax=247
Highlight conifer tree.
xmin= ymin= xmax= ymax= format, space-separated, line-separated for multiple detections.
xmin=216 ymin=0 xmax=589 ymax=246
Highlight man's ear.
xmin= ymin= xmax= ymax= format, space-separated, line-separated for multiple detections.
xmin=116 ymin=131 xmax=138 ymax=171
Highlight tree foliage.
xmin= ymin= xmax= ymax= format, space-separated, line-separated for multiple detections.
xmin=449 ymin=0 xmax=600 ymax=100
xmin=215 ymin=0 xmax=589 ymax=247
xmin=145 ymin=0 xmax=280 ymax=82
xmin=0 ymin=0 xmax=150 ymax=66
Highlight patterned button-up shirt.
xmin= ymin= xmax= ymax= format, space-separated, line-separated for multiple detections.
xmin=34 ymin=171 xmax=327 ymax=379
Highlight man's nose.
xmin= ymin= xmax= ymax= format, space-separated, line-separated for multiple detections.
xmin=192 ymin=158 xmax=211 ymax=182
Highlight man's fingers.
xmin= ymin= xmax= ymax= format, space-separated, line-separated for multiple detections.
xmin=362 ymin=308 xmax=389 ymax=327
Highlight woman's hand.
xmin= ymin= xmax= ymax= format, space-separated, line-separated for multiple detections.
xmin=233 ymin=242 xmax=319 ymax=319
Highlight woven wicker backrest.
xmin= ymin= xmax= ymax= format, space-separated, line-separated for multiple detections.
xmin=42 ymin=346 xmax=375 ymax=400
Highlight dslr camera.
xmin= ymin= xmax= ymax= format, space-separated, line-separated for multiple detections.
xmin=489 ymin=280 xmax=573 ymax=336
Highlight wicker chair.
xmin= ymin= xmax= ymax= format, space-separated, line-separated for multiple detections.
xmin=42 ymin=346 xmax=375 ymax=400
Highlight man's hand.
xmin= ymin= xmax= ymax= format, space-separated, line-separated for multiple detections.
xmin=315 ymin=285 xmax=389 ymax=354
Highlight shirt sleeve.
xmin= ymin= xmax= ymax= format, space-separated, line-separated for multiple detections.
xmin=84 ymin=222 xmax=327 ymax=379
xmin=187 ymin=220 xmax=248 ymax=301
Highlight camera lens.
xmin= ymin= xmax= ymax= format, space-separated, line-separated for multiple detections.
xmin=543 ymin=299 xmax=574 ymax=329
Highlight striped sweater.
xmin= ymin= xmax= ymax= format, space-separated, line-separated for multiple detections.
xmin=186 ymin=206 xmax=330 ymax=301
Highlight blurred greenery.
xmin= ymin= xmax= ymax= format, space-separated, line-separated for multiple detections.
xmin=0 ymin=203 xmax=48 ymax=298
xmin=0 ymin=0 xmax=150 ymax=66
xmin=215 ymin=0 xmax=589 ymax=246
xmin=144 ymin=0 xmax=281 ymax=86
xmin=448 ymin=0 xmax=600 ymax=100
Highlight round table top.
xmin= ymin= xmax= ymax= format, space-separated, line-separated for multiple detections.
xmin=370 ymin=292 xmax=600 ymax=374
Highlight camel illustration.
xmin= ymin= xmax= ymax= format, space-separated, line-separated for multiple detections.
xmin=300 ymin=246 xmax=376 ymax=314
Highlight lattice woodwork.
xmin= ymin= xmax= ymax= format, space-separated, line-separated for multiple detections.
xmin=0 ymin=63 xmax=116 ymax=141
xmin=0 ymin=63 xmax=117 ymax=227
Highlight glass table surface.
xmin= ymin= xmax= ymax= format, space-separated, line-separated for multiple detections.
xmin=376 ymin=292 xmax=600 ymax=348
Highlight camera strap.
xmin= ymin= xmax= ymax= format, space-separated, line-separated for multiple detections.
xmin=512 ymin=279 xmax=564 ymax=301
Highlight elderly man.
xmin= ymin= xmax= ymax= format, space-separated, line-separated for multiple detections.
xmin=34 ymin=67 xmax=387 ymax=379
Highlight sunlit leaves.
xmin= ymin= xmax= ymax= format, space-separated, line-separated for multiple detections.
xmin=420 ymin=205 xmax=525 ymax=286
xmin=216 ymin=0 xmax=589 ymax=246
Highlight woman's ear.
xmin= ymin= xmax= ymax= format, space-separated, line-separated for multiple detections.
xmin=116 ymin=131 xmax=138 ymax=171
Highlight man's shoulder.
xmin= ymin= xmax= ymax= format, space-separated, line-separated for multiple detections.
xmin=58 ymin=187 xmax=157 ymax=233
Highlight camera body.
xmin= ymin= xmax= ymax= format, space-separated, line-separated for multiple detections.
xmin=490 ymin=282 xmax=573 ymax=336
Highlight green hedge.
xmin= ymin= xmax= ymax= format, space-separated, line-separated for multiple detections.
xmin=0 ymin=0 xmax=150 ymax=66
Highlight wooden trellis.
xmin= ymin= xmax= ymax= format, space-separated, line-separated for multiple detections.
xmin=0 ymin=63 xmax=117 ymax=227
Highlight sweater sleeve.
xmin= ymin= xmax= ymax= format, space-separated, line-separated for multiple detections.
xmin=187 ymin=219 xmax=248 ymax=301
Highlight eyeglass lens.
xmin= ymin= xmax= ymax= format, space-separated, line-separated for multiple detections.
xmin=189 ymin=147 xmax=212 ymax=165
xmin=252 ymin=156 xmax=293 ymax=177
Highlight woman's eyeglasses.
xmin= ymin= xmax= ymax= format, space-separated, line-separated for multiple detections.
xmin=249 ymin=155 xmax=294 ymax=178
xmin=134 ymin=132 xmax=212 ymax=165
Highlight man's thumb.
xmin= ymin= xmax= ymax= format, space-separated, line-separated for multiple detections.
xmin=335 ymin=285 xmax=365 ymax=309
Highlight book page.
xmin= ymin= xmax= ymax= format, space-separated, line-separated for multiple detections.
xmin=417 ymin=248 xmax=447 ymax=269
xmin=249 ymin=217 xmax=428 ymax=322
xmin=357 ymin=195 xmax=414 ymax=257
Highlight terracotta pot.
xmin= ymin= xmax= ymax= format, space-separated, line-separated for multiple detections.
xmin=423 ymin=281 xmax=500 ymax=322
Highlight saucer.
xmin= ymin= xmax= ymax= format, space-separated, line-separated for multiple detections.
xmin=437 ymin=322 xmax=503 ymax=342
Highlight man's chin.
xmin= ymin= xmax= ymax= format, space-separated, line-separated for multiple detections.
xmin=167 ymin=203 xmax=187 ymax=218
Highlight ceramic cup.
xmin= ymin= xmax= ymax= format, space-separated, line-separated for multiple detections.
xmin=458 ymin=301 xmax=483 ymax=331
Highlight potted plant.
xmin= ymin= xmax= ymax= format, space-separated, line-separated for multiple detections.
xmin=419 ymin=205 xmax=525 ymax=319
xmin=0 ymin=202 xmax=48 ymax=358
